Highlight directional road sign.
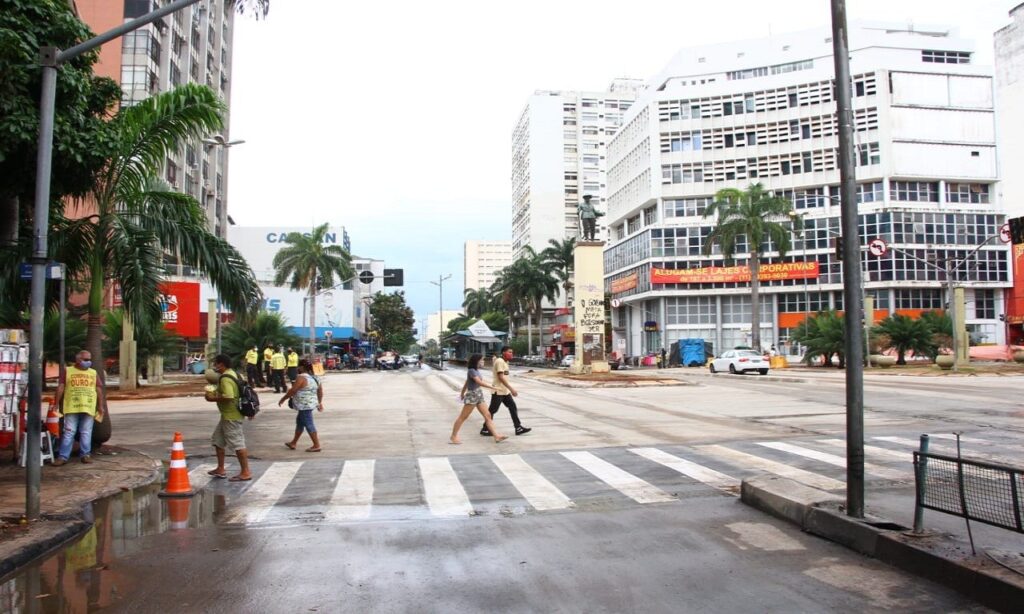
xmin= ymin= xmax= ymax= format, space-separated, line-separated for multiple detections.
xmin=867 ymin=238 xmax=888 ymax=257
xmin=1000 ymin=223 xmax=1011 ymax=244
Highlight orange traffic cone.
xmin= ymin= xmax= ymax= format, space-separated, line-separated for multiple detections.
xmin=45 ymin=402 xmax=60 ymax=438
xmin=158 ymin=432 xmax=194 ymax=498
xmin=166 ymin=497 xmax=192 ymax=530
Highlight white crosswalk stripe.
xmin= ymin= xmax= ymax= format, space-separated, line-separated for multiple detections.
xmin=325 ymin=459 xmax=375 ymax=521
xmin=220 ymin=462 xmax=303 ymax=525
xmin=756 ymin=441 xmax=906 ymax=480
xmin=561 ymin=451 xmax=675 ymax=503
xmin=187 ymin=462 xmax=217 ymax=491
xmin=418 ymin=457 xmax=474 ymax=517
xmin=816 ymin=439 xmax=912 ymax=463
xmin=629 ymin=448 xmax=737 ymax=495
xmin=928 ymin=433 xmax=991 ymax=444
xmin=490 ymin=454 xmax=574 ymax=511
xmin=696 ymin=445 xmax=847 ymax=491
xmin=872 ymin=436 xmax=1015 ymax=465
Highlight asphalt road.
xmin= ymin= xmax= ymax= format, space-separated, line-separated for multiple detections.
xmin=4 ymin=366 xmax=1020 ymax=612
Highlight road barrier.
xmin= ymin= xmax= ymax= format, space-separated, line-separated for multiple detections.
xmin=913 ymin=434 xmax=1023 ymax=553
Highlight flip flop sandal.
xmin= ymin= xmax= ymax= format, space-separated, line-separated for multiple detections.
xmin=284 ymin=442 xmax=296 ymax=450
xmin=207 ymin=470 xmax=227 ymax=479
xmin=306 ymin=447 xmax=322 ymax=453
xmin=229 ymin=475 xmax=252 ymax=482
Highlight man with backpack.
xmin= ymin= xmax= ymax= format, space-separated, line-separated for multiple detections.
xmin=205 ymin=354 xmax=252 ymax=482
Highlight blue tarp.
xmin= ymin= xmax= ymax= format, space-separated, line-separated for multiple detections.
xmin=680 ymin=338 xmax=706 ymax=367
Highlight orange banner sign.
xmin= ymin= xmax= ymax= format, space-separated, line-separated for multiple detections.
xmin=651 ymin=261 xmax=819 ymax=284
xmin=610 ymin=272 xmax=639 ymax=294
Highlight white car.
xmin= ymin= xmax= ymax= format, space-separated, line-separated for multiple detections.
xmin=709 ymin=349 xmax=769 ymax=375
xmin=560 ymin=354 xmax=575 ymax=368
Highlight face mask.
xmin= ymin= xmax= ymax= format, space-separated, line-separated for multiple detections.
xmin=79 ymin=360 xmax=92 ymax=369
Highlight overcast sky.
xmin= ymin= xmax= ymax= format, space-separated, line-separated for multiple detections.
xmin=226 ymin=0 xmax=1015 ymax=338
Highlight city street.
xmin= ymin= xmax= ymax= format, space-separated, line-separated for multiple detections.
xmin=4 ymin=365 xmax=1021 ymax=611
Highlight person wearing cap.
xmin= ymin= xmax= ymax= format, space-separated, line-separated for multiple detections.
xmin=263 ymin=344 xmax=274 ymax=388
xmin=270 ymin=346 xmax=287 ymax=393
xmin=286 ymin=347 xmax=299 ymax=384
xmin=245 ymin=345 xmax=260 ymax=387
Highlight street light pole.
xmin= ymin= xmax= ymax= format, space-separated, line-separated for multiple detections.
xmin=830 ymin=0 xmax=866 ymax=519
xmin=201 ymin=135 xmax=244 ymax=356
xmin=430 ymin=274 xmax=451 ymax=370
xmin=26 ymin=0 xmax=204 ymax=520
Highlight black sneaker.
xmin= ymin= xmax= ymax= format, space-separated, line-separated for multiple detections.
xmin=515 ymin=426 xmax=532 ymax=436
xmin=479 ymin=428 xmax=491 ymax=436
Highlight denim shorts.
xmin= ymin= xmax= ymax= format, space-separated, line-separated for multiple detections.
xmin=295 ymin=409 xmax=316 ymax=433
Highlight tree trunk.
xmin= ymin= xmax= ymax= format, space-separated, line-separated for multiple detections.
xmin=84 ymin=255 xmax=111 ymax=445
xmin=526 ymin=310 xmax=533 ymax=357
xmin=750 ymin=256 xmax=762 ymax=351
xmin=308 ymin=287 xmax=317 ymax=357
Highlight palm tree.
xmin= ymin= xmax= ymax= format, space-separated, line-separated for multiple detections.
xmin=703 ymin=183 xmax=800 ymax=351
xmin=462 ymin=287 xmax=495 ymax=319
xmin=272 ymin=223 xmax=354 ymax=354
xmin=541 ymin=238 xmax=576 ymax=307
xmin=492 ymin=248 xmax=559 ymax=354
xmin=65 ymin=83 xmax=261 ymax=368
xmin=792 ymin=310 xmax=846 ymax=367
xmin=872 ymin=314 xmax=939 ymax=365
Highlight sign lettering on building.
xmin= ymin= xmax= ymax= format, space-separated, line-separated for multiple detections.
xmin=651 ymin=261 xmax=818 ymax=284
xmin=610 ymin=272 xmax=639 ymax=294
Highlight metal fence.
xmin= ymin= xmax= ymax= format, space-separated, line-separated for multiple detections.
xmin=914 ymin=450 xmax=1024 ymax=534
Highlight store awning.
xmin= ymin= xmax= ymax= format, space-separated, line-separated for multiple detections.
xmin=470 ymin=335 xmax=502 ymax=344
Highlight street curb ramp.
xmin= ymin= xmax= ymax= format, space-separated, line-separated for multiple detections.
xmin=740 ymin=475 xmax=1024 ymax=613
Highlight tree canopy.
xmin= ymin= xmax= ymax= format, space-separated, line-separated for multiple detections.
xmin=369 ymin=291 xmax=416 ymax=353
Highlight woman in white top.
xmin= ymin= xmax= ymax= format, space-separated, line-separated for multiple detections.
xmin=279 ymin=359 xmax=324 ymax=452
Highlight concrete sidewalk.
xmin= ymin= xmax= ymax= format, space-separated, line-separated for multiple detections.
xmin=741 ymin=475 xmax=1024 ymax=613
xmin=0 ymin=445 xmax=161 ymax=579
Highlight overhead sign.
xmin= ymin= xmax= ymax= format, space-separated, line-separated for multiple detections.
xmin=358 ymin=270 xmax=375 ymax=284
xmin=1000 ymin=223 xmax=1011 ymax=244
xmin=610 ymin=298 xmax=622 ymax=308
xmin=651 ymin=261 xmax=818 ymax=284
xmin=610 ymin=272 xmax=638 ymax=294
xmin=867 ymin=238 xmax=888 ymax=257
xmin=159 ymin=282 xmax=200 ymax=337
xmin=467 ymin=319 xmax=493 ymax=337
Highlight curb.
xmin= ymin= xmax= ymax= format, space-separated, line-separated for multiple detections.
xmin=0 ymin=517 xmax=92 ymax=580
xmin=740 ymin=475 xmax=1024 ymax=613
xmin=0 ymin=449 xmax=164 ymax=580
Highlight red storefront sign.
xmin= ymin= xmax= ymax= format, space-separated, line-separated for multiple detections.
xmin=159 ymin=282 xmax=200 ymax=337
xmin=610 ymin=272 xmax=639 ymax=294
xmin=651 ymin=261 xmax=819 ymax=284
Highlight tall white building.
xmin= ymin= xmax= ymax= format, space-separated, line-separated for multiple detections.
xmin=605 ymin=22 xmax=1008 ymax=358
xmin=511 ymin=80 xmax=643 ymax=259
xmin=464 ymin=240 xmax=513 ymax=291
xmin=424 ymin=310 xmax=462 ymax=345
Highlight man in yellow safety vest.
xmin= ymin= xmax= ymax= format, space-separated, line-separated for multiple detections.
xmin=53 ymin=350 xmax=105 ymax=465
xmin=270 ymin=347 xmax=287 ymax=393
xmin=286 ymin=347 xmax=299 ymax=385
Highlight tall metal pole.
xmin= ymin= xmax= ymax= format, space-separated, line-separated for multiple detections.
xmin=59 ymin=264 xmax=66 ymax=384
xmin=830 ymin=0 xmax=865 ymax=518
xmin=26 ymin=54 xmax=58 ymax=519
xmin=431 ymin=274 xmax=451 ymax=370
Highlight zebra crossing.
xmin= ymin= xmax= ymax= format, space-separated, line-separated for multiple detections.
xmin=190 ymin=433 xmax=1020 ymax=528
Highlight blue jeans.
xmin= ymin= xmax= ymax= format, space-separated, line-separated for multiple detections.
xmin=295 ymin=410 xmax=316 ymax=434
xmin=58 ymin=413 xmax=94 ymax=459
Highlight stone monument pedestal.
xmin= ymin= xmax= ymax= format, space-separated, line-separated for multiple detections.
xmin=569 ymin=241 xmax=610 ymax=374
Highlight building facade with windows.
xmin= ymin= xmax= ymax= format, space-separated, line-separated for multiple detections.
xmin=604 ymin=23 xmax=1008 ymax=359
xmin=511 ymin=80 xmax=643 ymax=260
xmin=464 ymin=240 xmax=513 ymax=292
xmin=78 ymin=0 xmax=237 ymax=239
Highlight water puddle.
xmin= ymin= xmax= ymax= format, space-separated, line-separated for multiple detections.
xmin=0 ymin=483 xmax=224 ymax=612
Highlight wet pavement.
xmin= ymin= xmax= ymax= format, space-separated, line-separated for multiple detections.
xmin=0 ymin=475 xmax=991 ymax=613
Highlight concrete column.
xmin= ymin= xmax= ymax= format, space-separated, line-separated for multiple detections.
xmin=118 ymin=314 xmax=137 ymax=391
xmin=570 ymin=241 xmax=609 ymax=374
xmin=954 ymin=286 xmax=969 ymax=365
xmin=206 ymin=299 xmax=217 ymax=360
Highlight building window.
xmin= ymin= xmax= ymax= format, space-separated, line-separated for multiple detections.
xmin=921 ymin=50 xmax=971 ymax=64
xmin=894 ymin=289 xmax=943 ymax=310
xmin=975 ymin=289 xmax=996 ymax=319
xmin=627 ymin=215 xmax=641 ymax=234
xmin=643 ymin=206 xmax=657 ymax=226
xmin=890 ymin=181 xmax=939 ymax=203
xmin=664 ymin=197 xmax=712 ymax=218
xmin=857 ymin=181 xmax=884 ymax=203
xmin=855 ymin=142 xmax=880 ymax=166
xmin=165 ymin=160 xmax=178 ymax=186
xmin=946 ymin=183 xmax=990 ymax=204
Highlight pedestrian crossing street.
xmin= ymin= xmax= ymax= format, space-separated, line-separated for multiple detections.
xmin=187 ymin=433 xmax=1019 ymax=528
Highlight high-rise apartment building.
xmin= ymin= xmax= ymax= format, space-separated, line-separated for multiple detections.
xmin=511 ymin=80 xmax=643 ymax=259
xmin=605 ymin=23 xmax=1007 ymax=358
xmin=77 ymin=0 xmax=237 ymax=238
xmin=996 ymin=4 xmax=1024 ymax=220
xmin=464 ymin=240 xmax=513 ymax=291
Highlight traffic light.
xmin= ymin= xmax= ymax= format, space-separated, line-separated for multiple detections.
xmin=384 ymin=268 xmax=404 ymax=286
xmin=834 ymin=236 xmax=843 ymax=261
xmin=315 ymin=275 xmax=323 ymax=291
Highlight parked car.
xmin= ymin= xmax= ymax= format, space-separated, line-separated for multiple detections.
xmin=709 ymin=349 xmax=769 ymax=375
xmin=401 ymin=354 xmax=419 ymax=366
xmin=560 ymin=354 xmax=575 ymax=368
